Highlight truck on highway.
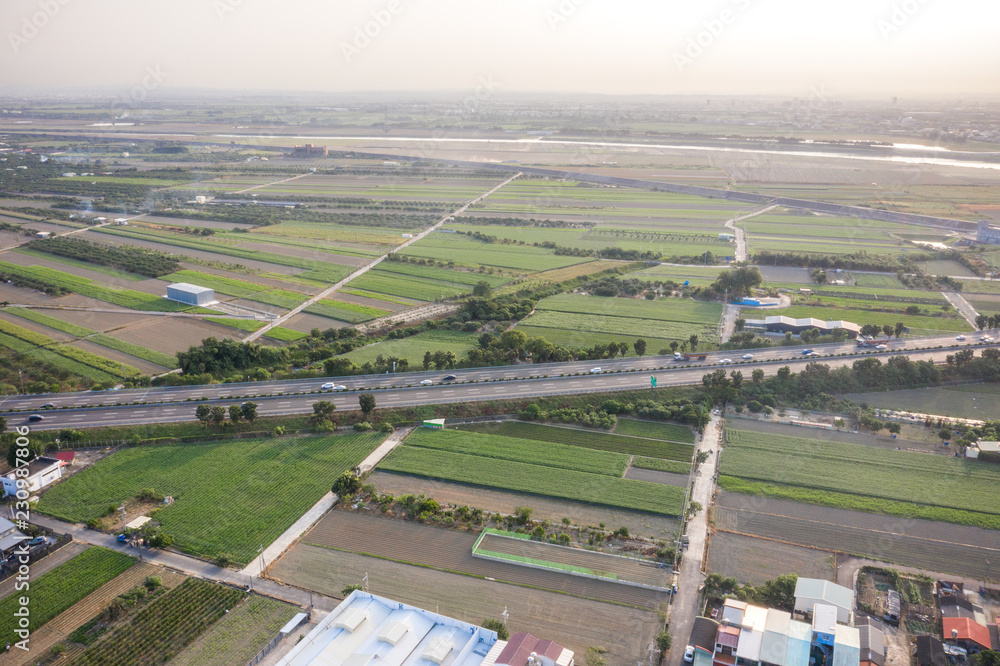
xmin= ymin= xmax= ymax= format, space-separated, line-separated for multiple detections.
xmin=674 ymin=352 xmax=708 ymax=361
xmin=856 ymin=337 xmax=889 ymax=348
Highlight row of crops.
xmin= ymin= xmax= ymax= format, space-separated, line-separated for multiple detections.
xmin=0 ymin=319 xmax=142 ymax=378
xmin=721 ymin=429 xmax=1000 ymax=529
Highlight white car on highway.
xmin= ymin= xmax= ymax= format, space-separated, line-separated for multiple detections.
xmin=320 ymin=382 xmax=336 ymax=390
xmin=956 ymin=335 xmax=966 ymax=341
xmin=718 ymin=359 xmax=732 ymax=364
xmin=590 ymin=367 xmax=602 ymax=373
xmin=420 ymin=379 xmax=433 ymax=385
xmin=742 ymin=354 xmax=754 ymax=360
xmin=875 ymin=344 xmax=888 ymax=350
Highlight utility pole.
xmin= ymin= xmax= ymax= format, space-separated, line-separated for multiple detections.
xmin=118 ymin=504 xmax=127 ymax=533
xmin=362 ymin=572 xmax=369 ymax=593
xmin=257 ymin=544 xmax=266 ymax=576
xmin=501 ymin=606 xmax=509 ymax=628
xmin=646 ymin=639 xmax=660 ymax=666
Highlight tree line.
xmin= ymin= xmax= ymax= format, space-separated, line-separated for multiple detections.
xmin=28 ymin=237 xmax=180 ymax=278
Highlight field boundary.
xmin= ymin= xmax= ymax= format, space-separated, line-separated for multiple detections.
xmin=470 ymin=528 xmax=670 ymax=591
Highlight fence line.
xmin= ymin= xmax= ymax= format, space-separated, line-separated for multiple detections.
xmin=245 ymin=633 xmax=282 ymax=666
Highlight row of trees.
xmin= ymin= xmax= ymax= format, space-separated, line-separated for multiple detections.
xmin=28 ymin=237 xmax=181 ymax=277
xmin=195 ymin=401 xmax=258 ymax=428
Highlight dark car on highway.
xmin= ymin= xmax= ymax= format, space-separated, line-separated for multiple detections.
xmin=28 ymin=414 xmax=44 ymax=422
xmin=443 ymin=375 xmax=457 ymax=381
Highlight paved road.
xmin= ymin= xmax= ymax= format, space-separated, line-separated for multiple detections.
xmin=243 ymin=173 xmax=521 ymax=342
xmin=3 ymin=333 xmax=995 ymax=430
xmin=723 ymin=205 xmax=774 ymax=262
xmin=943 ymin=291 xmax=980 ymax=328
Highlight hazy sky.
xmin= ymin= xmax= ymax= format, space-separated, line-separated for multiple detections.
xmin=1 ymin=0 xmax=997 ymax=98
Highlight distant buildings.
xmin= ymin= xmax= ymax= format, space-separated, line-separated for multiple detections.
xmin=977 ymin=220 xmax=1000 ymax=245
xmin=292 ymin=144 xmax=328 ymax=157
xmin=743 ymin=316 xmax=861 ymax=338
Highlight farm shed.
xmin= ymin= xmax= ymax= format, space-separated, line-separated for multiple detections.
xmin=940 ymin=595 xmax=985 ymax=623
xmin=422 ymin=419 xmax=446 ymax=429
xmin=856 ymin=618 xmax=887 ymax=666
xmin=166 ymin=282 xmax=216 ymax=306
xmin=831 ymin=625 xmax=861 ymax=666
xmin=915 ymin=635 xmax=946 ymax=666
xmin=494 ymin=633 xmax=574 ymax=666
xmin=1 ymin=456 xmax=63 ymax=495
xmin=794 ymin=578 xmax=854 ymax=624
xmin=966 ymin=441 xmax=1000 ymax=460
xmin=690 ymin=616 xmax=719 ymax=656
xmin=0 ymin=516 xmax=25 ymax=556
xmin=274 ymin=590 xmax=502 ymax=666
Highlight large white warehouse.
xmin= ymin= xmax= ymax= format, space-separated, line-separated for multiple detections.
xmin=166 ymin=283 xmax=216 ymax=306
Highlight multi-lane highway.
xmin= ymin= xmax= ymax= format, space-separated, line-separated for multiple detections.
xmin=4 ymin=332 xmax=993 ymax=430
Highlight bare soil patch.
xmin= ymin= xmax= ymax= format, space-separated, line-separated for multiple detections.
xmin=283 ymin=312 xmax=350 ymax=333
xmin=111 ymin=317 xmax=241 ymax=354
xmin=269 ymin=543 xmax=662 ymax=662
xmin=623 ymin=467 xmax=688 ymax=488
xmin=369 ymin=471 xmax=681 ymax=540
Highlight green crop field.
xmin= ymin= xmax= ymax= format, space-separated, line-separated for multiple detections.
xmin=631 ymin=457 xmax=691 ymax=475
xmin=399 ymin=235 xmax=592 ymax=272
xmin=518 ymin=310 xmax=717 ymax=345
xmin=305 ymin=299 xmax=390 ymax=323
xmin=371 ymin=261 xmax=513 ymax=287
xmin=380 ymin=446 xmax=684 ymax=515
xmin=537 ymin=293 xmax=724 ymax=325
xmin=338 ymin=288 xmax=420 ymax=306
xmin=15 ymin=247 xmax=147 ymax=282
xmin=0 ymin=330 xmax=117 ymax=383
xmin=406 ymin=428 xmax=629 ymax=477
xmin=203 ymin=317 xmax=267 ymax=332
xmin=244 ymin=289 xmax=310 ymax=310
xmin=341 ymin=330 xmax=478 ymax=366
xmin=846 ymin=385 xmax=998 ymax=420
xmin=40 ymin=433 xmax=385 ymax=564
xmin=0 ymin=548 xmax=134 ymax=646
xmin=162 ymin=270 xmax=270 ymax=298
xmin=720 ymin=429 xmax=1000 ymax=529
xmin=169 ymin=595 xmax=297 ymax=666
xmin=6 ymin=308 xmax=177 ymax=367
xmin=262 ymin=326 xmax=307 ymax=342
xmin=350 ymin=270 xmax=467 ymax=301
xmin=613 ymin=418 xmax=696 ymax=443
xmin=456 ymin=421 xmax=694 ymax=460
xmin=849 ymin=273 xmax=908 ymax=289
xmin=0 ymin=319 xmax=142 ymax=378
xmin=68 ymin=578 xmax=245 ymax=666
xmin=773 ymin=305 xmax=971 ymax=335
xmin=0 ymin=261 xmax=191 ymax=311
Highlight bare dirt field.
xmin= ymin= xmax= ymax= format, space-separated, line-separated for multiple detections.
xmin=283 ymin=312 xmax=349 ymax=333
xmin=715 ymin=492 xmax=999 ymax=579
xmin=111 ymin=316 xmax=241 ymax=354
xmin=39 ymin=309 xmax=152 ymax=331
xmin=139 ymin=214 xmax=255 ymax=231
xmin=477 ymin=533 xmax=671 ymax=590
xmin=69 ymin=338 xmax=166 ymax=374
xmin=707 ymin=532 xmax=836 ymax=586
xmin=727 ymin=417 xmax=941 ymax=454
xmin=369 ymin=471 xmax=681 ymax=540
xmin=756 ymin=266 xmax=814 ymax=283
xmin=1 ymin=251 xmax=168 ymax=294
xmin=303 ymin=510 xmax=667 ymax=608
xmin=0 ymin=311 xmax=75 ymax=341
xmin=623 ymin=467 xmax=688 ymax=488
xmin=269 ymin=543 xmax=662 ymax=662
xmin=239 ymin=241 xmax=366 ymax=266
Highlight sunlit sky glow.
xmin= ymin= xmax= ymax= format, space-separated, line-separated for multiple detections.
xmin=1 ymin=0 xmax=997 ymax=98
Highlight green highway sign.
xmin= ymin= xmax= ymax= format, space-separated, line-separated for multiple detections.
xmin=650 ymin=375 xmax=657 ymax=388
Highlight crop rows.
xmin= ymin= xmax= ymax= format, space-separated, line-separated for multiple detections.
xmin=520 ymin=310 xmax=716 ymax=342
xmin=351 ymin=270 xmax=467 ymax=301
xmin=631 ymin=457 xmax=691 ymax=475
xmin=457 ymin=421 xmax=694 ymax=460
xmin=243 ymin=288 xmax=310 ymax=310
xmin=0 ymin=331 xmax=116 ymax=383
xmin=162 ymin=270 xmax=270 ymax=298
xmin=377 ymin=261 xmax=512 ymax=287
xmin=305 ymin=298 xmax=389 ymax=323
xmin=537 ymin=293 xmax=724 ymax=325
xmin=380 ymin=446 xmax=684 ymax=515
xmin=262 ymin=326 xmax=307 ymax=342
xmin=0 ymin=320 xmax=141 ymax=377
xmin=722 ymin=429 xmax=1000 ymax=519
xmin=0 ymin=548 xmax=134 ymax=645
xmin=0 ymin=260 xmax=189 ymax=311
xmin=406 ymin=427 xmax=629 ymax=477
xmin=848 ymin=273 xmax=908 ymax=289
xmin=613 ymin=418 xmax=696 ymax=443
xmin=7 ymin=306 xmax=93 ymax=336
xmin=40 ymin=433 xmax=384 ymax=564
xmin=68 ymin=578 xmax=245 ymax=666
xmin=338 ymin=288 xmax=417 ymax=306
xmin=204 ymin=317 xmax=267 ymax=332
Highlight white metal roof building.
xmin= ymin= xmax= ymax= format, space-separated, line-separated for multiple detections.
xmin=166 ymin=282 xmax=216 ymax=306
xmin=275 ymin=591 xmax=500 ymax=666
xmin=794 ymin=578 xmax=854 ymax=624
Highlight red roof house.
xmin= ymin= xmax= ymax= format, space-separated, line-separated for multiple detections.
xmin=943 ymin=617 xmax=991 ymax=651
xmin=495 ymin=633 xmax=574 ymax=666
xmin=53 ymin=451 xmax=75 ymax=464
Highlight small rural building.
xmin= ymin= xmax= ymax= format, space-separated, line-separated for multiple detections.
xmin=940 ymin=595 xmax=985 ymax=623
xmin=719 ymin=233 xmax=735 ymax=240
xmin=856 ymin=617 xmax=887 ymax=666
xmin=942 ymin=617 xmax=992 ymax=653
xmin=915 ymin=635 xmax=947 ymax=666
xmin=422 ymin=419 xmax=446 ymax=429
xmin=1 ymin=456 xmax=64 ymax=496
xmin=794 ymin=578 xmax=854 ymax=624
xmin=53 ymin=450 xmax=75 ymax=465
xmin=689 ymin=616 xmax=719 ymax=662
xmin=0 ymin=516 xmax=26 ymax=556
xmin=966 ymin=441 xmax=1000 ymax=460
xmin=711 ymin=600 xmax=812 ymax=666
xmin=494 ymin=633 xmax=574 ymax=666
xmin=113 ymin=217 xmax=128 ymax=225
xmin=35 ymin=231 xmax=51 ymax=238
xmin=831 ymin=625 xmax=861 ymax=666
xmin=166 ymin=283 xmax=216 ymax=306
